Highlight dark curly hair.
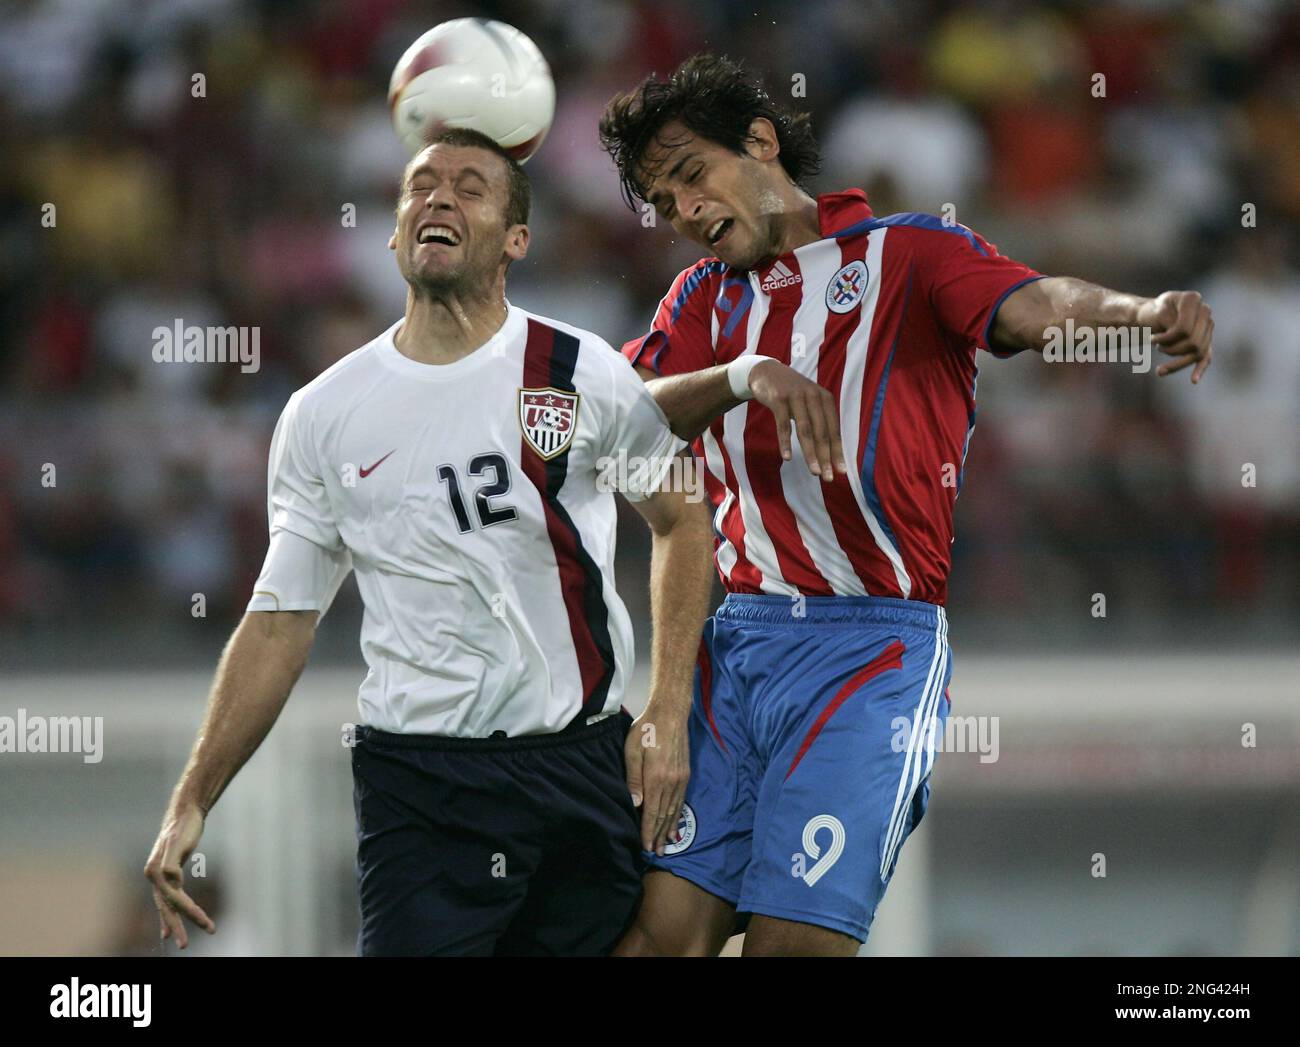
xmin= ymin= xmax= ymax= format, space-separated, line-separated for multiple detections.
xmin=599 ymin=53 xmax=821 ymax=210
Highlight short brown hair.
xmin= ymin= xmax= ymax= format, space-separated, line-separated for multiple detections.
xmin=407 ymin=127 xmax=532 ymax=227
xmin=599 ymin=53 xmax=821 ymax=209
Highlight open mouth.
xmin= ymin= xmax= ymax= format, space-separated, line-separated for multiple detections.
xmin=417 ymin=224 xmax=462 ymax=247
xmin=706 ymin=218 xmax=734 ymax=247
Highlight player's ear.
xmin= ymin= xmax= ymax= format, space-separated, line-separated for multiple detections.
xmin=745 ymin=117 xmax=780 ymax=163
xmin=505 ymin=223 xmax=529 ymax=263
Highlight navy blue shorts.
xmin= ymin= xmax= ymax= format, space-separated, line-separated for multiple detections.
xmin=351 ymin=710 xmax=643 ymax=956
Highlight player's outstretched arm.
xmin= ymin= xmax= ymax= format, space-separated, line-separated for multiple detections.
xmin=625 ymin=482 xmax=715 ymax=855
xmin=636 ymin=362 xmax=848 ymax=479
xmin=143 ymin=608 xmax=318 ymax=947
xmin=991 ymin=277 xmax=1214 ymax=383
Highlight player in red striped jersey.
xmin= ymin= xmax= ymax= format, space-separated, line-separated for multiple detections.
xmin=599 ymin=54 xmax=1213 ymax=956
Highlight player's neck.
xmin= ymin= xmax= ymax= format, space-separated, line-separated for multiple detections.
xmin=759 ymin=189 xmax=821 ymax=265
xmin=396 ymin=289 xmax=508 ymax=365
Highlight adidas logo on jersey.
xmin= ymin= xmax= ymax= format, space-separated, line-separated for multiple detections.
xmin=760 ymin=260 xmax=802 ymax=292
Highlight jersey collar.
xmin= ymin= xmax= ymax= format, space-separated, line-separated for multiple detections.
xmin=751 ymin=189 xmax=874 ymax=292
xmin=378 ymin=300 xmax=525 ymax=381
xmin=817 ymin=187 xmax=874 ymax=235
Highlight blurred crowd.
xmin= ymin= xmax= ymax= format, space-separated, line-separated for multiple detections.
xmin=1 ymin=0 xmax=1298 ymax=662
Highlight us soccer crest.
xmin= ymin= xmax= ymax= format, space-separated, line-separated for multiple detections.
xmin=519 ymin=387 xmax=580 ymax=459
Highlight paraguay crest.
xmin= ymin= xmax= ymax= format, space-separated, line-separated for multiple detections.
xmin=662 ymin=803 xmax=697 ymax=855
xmin=519 ymin=387 xmax=580 ymax=459
xmin=826 ymin=259 xmax=869 ymax=314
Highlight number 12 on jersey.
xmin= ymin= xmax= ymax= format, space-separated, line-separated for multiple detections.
xmin=436 ymin=452 xmax=518 ymax=533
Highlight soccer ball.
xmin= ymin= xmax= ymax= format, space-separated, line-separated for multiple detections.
xmin=387 ymin=18 xmax=555 ymax=163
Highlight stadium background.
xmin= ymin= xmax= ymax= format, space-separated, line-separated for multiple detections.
xmin=1 ymin=0 xmax=1297 ymax=956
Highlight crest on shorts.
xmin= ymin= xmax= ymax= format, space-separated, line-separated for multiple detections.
xmin=662 ymin=803 xmax=697 ymax=856
xmin=826 ymin=260 xmax=869 ymax=314
xmin=519 ymin=387 xmax=580 ymax=459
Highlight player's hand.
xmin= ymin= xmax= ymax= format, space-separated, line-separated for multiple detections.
xmin=144 ymin=803 xmax=216 ymax=948
xmin=1139 ymin=290 xmax=1214 ymax=383
xmin=625 ymin=703 xmax=690 ymax=857
xmin=748 ymin=360 xmax=848 ymax=481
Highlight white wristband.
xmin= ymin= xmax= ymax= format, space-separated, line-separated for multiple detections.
xmin=727 ymin=355 xmax=765 ymax=400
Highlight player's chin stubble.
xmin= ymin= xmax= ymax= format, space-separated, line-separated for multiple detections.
xmin=404 ymin=243 xmax=503 ymax=301
xmin=401 ymin=236 xmax=464 ymax=292
xmin=725 ymin=217 xmax=779 ymax=271
xmin=407 ymin=263 xmax=465 ymax=297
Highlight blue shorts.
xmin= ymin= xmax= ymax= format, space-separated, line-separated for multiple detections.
xmin=647 ymin=594 xmax=952 ymax=943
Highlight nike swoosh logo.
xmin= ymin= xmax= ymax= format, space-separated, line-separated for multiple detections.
xmin=359 ymin=450 xmax=396 ymax=478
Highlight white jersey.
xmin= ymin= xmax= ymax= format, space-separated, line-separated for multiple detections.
xmin=246 ymin=302 xmax=679 ymax=737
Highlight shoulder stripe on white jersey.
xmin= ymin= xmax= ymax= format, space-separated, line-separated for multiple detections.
xmin=518 ymin=318 xmax=617 ymax=725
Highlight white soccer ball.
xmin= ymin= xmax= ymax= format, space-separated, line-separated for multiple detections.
xmin=387 ymin=18 xmax=556 ymax=163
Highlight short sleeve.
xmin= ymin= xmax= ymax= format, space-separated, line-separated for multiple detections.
xmin=264 ymin=392 xmax=344 ymax=551
xmin=599 ymin=350 xmax=686 ymax=502
xmin=246 ymin=529 xmax=352 ymax=616
xmin=246 ymin=393 xmax=351 ymax=615
xmin=621 ymin=260 xmax=724 ymax=377
xmin=913 ymin=223 xmax=1045 ymax=358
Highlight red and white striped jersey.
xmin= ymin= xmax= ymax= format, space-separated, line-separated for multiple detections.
xmin=623 ymin=189 xmax=1043 ymax=605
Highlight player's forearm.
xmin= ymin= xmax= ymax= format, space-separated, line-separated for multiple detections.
xmin=168 ymin=610 xmax=317 ymax=817
xmin=645 ymin=366 xmax=742 ymax=442
xmin=644 ymin=498 xmax=715 ymax=720
xmin=992 ymin=276 xmax=1147 ymax=353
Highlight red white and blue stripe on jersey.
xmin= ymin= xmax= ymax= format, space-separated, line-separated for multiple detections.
xmin=520 ymin=318 xmax=615 ymax=725
xmin=623 ymin=189 xmax=1044 ymax=606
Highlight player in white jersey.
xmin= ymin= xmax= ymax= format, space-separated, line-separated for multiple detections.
xmin=144 ymin=129 xmax=714 ymax=956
